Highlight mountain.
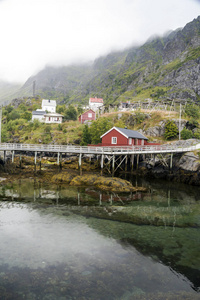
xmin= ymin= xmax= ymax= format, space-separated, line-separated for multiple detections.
xmin=18 ymin=16 xmax=200 ymax=105
xmin=0 ymin=80 xmax=21 ymax=105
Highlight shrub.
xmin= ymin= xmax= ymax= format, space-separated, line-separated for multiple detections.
xmin=185 ymin=104 xmax=200 ymax=119
xmin=164 ymin=121 xmax=178 ymax=140
xmin=45 ymin=125 xmax=52 ymax=133
xmin=22 ymin=111 xmax=32 ymax=121
xmin=194 ymin=129 xmax=200 ymax=139
xmin=57 ymin=124 xmax=62 ymax=131
xmin=8 ymin=110 xmax=20 ymax=121
xmin=181 ymin=128 xmax=193 ymax=140
xmin=33 ymin=119 xmax=41 ymax=130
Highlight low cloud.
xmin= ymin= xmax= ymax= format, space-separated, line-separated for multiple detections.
xmin=0 ymin=0 xmax=199 ymax=83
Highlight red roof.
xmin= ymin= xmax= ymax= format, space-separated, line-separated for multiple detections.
xmin=89 ymin=97 xmax=103 ymax=103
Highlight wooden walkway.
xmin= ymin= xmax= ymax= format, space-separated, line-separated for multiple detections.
xmin=0 ymin=142 xmax=199 ymax=155
xmin=1 ymin=142 xmax=199 ymax=175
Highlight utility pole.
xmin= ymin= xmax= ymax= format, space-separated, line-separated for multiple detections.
xmin=179 ymin=103 xmax=182 ymax=140
xmin=33 ymin=80 xmax=36 ymax=97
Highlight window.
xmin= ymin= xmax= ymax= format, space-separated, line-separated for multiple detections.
xmin=112 ymin=137 xmax=117 ymax=144
xmin=88 ymin=113 xmax=92 ymax=118
xmin=129 ymin=138 xmax=132 ymax=145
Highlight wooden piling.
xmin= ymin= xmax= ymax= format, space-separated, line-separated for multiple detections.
xmin=125 ymin=155 xmax=128 ymax=172
xmin=136 ymin=154 xmax=139 ymax=169
xmin=34 ymin=151 xmax=37 ymax=172
xmin=112 ymin=155 xmax=115 ymax=177
xmin=131 ymin=154 xmax=134 ymax=172
xmin=79 ymin=153 xmax=82 ymax=175
xmin=12 ymin=150 xmax=15 ymax=163
xmin=57 ymin=152 xmax=60 ymax=165
xmin=101 ymin=154 xmax=104 ymax=176
xmin=19 ymin=155 xmax=22 ymax=169
xmin=170 ymin=153 xmax=173 ymax=169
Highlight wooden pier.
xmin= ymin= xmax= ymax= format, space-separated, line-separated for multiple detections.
xmin=1 ymin=142 xmax=200 ymax=175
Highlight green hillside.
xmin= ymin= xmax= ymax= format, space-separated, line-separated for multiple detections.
xmin=16 ymin=16 xmax=200 ymax=106
xmin=2 ymin=96 xmax=200 ymax=145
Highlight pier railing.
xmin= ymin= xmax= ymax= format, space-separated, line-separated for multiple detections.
xmin=0 ymin=143 xmax=199 ymax=155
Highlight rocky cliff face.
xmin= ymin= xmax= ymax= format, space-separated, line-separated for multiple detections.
xmin=19 ymin=16 xmax=200 ymax=104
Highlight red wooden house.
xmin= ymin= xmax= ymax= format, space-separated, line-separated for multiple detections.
xmin=79 ymin=109 xmax=96 ymax=124
xmin=100 ymin=127 xmax=148 ymax=146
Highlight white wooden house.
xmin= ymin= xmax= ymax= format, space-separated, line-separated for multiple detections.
xmin=32 ymin=110 xmax=46 ymax=122
xmin=44 ymin=113 xmax=63 ymax=124
xmin=89 ymin=97 xmax=103 ymax=111
xmin=42 ymin=99 xmax=56 ymax=113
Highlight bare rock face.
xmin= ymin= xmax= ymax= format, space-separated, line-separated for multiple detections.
xmin=177 ymin=152 xmax=200 ymax=172
xmin=143 ymin=119 xmax=187 ymax=137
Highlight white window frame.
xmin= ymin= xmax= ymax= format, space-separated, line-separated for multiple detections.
xmin=129 ymin=138 xmax=132 ymax=145
xmin=88 ymin=113 xmax=92 ymax=118
xmin=112 ymin=137 xmax=117 ymax=144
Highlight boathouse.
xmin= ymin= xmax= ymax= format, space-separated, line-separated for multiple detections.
xmin=100 ymin=127 xmax=148 ymax=146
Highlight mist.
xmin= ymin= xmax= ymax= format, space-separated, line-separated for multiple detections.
xmin=0 ymin=0 xmax=199 ymax=83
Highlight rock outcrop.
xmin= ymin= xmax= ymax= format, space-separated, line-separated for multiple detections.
xmin=52 ymin=173 xmax=147 ymax=193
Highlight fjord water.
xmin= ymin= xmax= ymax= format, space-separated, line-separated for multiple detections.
xmin=0 ymin=178 xmax=200 ymax=300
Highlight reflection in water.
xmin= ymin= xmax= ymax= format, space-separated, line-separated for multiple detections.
xmin=0 ymin=178 xmax=199 ymax=299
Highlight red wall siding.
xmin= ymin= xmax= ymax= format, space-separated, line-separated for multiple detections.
xmin=79 ymin=110 xmax=96 ymax=124
xmin=102 ymin=129 xmax=128 ymax=145
xmin=102 ymin=129 xmax=146 ymax=146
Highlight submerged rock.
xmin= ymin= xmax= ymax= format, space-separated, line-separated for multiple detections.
xmin=51 ymin=172 xmax=76 ymax=184
xmin=52 ymin=172 xmax=145 ymax=193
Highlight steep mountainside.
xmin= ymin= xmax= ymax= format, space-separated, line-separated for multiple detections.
xmin=19 ymin=16 xmax=200 ymax=105
xmin=0 ymin=80 xmax=21 ymax=105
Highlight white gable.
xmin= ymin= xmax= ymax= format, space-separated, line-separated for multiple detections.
xmin=42 ymin=99 xmax=56 ymax=113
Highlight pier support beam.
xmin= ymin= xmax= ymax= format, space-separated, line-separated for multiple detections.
xmin=112 ymin=155 xmax=115 ymax=177
xmin=125 ymin=155 xmax=128 ymax=172
xmin=34 ymin=151 xmax=37 ymax=172
xmin=39 ymin=154 xmax=42 ymax=171
xmin=136 ymin=154 xmax=139 ymax=169
xmin=131 ymin=154 xmax=134 ymax=173
xmin=101 ymin=154 xmax=104 ymax=176
xmin=19 ymin=155 xmax=22 ymax=169
xmin=79 ymin=153 xmax=82 ymax=175
xmin=170 ymin=153 xmax=173 ymax=169
xmin=59 ymin=153 xmax=62 ymax=170
xmin=57 ymin=152 xmax=60 ymax=165
xmin=12 ymin=150 xmax=15 ymax=163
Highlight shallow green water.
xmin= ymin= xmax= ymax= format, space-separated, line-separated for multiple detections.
xmin=0 ymin=178 xmax=200 ymax=300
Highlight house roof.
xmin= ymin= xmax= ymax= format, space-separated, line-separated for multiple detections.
xmin=44 ymin=113 xmax=63 ymax=117
xmin=89 ymin=97 xmax=103 ymax=103
xmin=42 ymin=99 xmax=57 ymax=106
xmin=80 ymin=109 xmax=96 ymax=116
xmin=100 ymin=127 xmax=148 ymax=140
xmin=32 ymin=110 xmax=46 ymax=115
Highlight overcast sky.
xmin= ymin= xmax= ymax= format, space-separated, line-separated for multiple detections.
xmin=0 ymin=0 xmax=199 ymax=83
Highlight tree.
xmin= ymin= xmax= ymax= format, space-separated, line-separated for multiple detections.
xmin=164 ymin=121 xmax=178 ymax=140
xmin=90 ymin=117 xmax=111 ymax=144
xmin=22 ymin=111 xmax=32 ymax=121
xmin=8 ymin=110 xmax=20 ymax=121
xmin=181 ymin=128 xmax=193 ymax=140
xmin=77 ymin=104 xmax=83 ymax=115
xmin=64 ymin=105 xmax=77 ymax=121
xmin=57 ymin=105 xmax=65 ymax=114
xmin=81 ymin=124 xmax=91 ymax=145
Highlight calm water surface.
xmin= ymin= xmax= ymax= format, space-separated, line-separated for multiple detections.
xmin=0 ymin=177 xmax=200 ymax=300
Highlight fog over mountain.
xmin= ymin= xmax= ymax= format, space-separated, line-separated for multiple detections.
xmin=0 ymin=0 xmax=199 ymax=84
